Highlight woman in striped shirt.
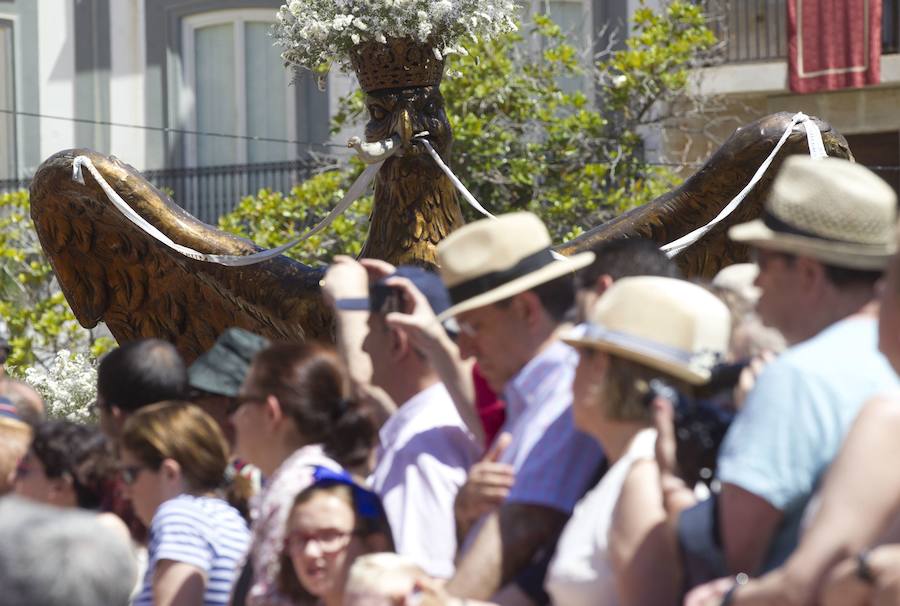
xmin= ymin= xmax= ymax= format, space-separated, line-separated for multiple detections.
xmin=120 ymin=401 xmax=251 ymax=606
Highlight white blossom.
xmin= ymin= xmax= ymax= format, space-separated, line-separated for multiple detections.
xmin=272 ymin=0 xmax=519 ymax=80
xmin=431 ymin=0 xmax=454 ymax=19
xmin=25 ymin=350 xmax=98 ymax=422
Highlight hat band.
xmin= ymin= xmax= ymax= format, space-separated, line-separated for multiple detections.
xmin=578 ymin=323 xmax=695 ymax=366
xmin=448 ymin=248 xmax=556 ymax=305
xmin=762 ymin=210 xmax=858 ymax=245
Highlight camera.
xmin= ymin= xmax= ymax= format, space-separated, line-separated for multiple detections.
xmin=647 ymin=361 xmax=747 ymax=487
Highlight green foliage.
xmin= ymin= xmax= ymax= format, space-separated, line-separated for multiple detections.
xmin=219 ymin=167 xmax=372 ymax=266
xmin=329 ymin=0 xmax=714 ymax=242
xmin=0 ymin=191 xmax=114 ymax=375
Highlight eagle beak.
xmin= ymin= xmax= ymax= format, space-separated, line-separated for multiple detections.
xmin=395 ymin=108 xmax=413 ymax=147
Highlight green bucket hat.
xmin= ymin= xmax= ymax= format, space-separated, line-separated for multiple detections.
xmin=188 ymin=328 xmax=270 ymax=398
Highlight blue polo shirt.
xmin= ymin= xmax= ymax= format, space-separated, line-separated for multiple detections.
xmin=717 ymin=316 xmax=898 ymax=571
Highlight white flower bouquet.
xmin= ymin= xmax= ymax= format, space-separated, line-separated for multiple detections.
xmin=274 ymin=0 xmax=518 ymax=81
xmin=24 ymin=349 xmax=97 ymax=422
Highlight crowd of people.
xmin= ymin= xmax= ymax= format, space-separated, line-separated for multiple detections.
xmin=2 ymin=154 xmax=900 ymax=606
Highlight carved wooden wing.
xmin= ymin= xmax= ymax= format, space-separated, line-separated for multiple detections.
xmin=558 ymin=112 xmax=853 ymax=277
xmin=30 ymin=149 xmax=333 ymax=363
xmin=30 ymin=113 xmax=852 ymax=362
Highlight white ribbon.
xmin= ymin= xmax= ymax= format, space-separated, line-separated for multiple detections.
xmin=71 ymin=155 xmax=385 ymax=267
xmin=660 ymin=112 xmax=827 ymax=258
xmin=802 ymin=114 xmax=828 ymax=159
xmin=417 ymin=135 xmax=567 ymax=261
xmin=418 ymin=137 xmax=498 ymax=221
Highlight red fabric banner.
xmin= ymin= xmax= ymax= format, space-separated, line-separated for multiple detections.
xmin=788 ymin=0 xmax=882 ymax=93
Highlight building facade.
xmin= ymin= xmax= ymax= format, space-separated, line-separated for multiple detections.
xmin=668 ymin=0 xmax=900 ymax=194
xmin=3 ymin=0 xmax=636 ymax=220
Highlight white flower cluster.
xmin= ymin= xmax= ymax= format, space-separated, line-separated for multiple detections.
xmin=24 ymin=349 xmax=97 ymax=422
xmin=274 ymin=0 xmax=518 ymax=76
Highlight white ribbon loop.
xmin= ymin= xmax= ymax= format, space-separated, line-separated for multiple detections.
xmin=71 ymin=155 xmax=385 ymax=267
xmin=660 ymin=112 xmax=826 ymax=258
xmin=417 ymin=136 xmax=498 ymax=221
xmin=416 ymin=135 xmax=567 ymax=261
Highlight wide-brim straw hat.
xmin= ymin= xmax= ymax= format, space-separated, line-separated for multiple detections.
xmin=729 ymin=156 xmax=898 ymax=270
xmin=561 ymin=276 xmax=731 ymax=384
xmin=435 ymin=212 xmax=595 ymax=321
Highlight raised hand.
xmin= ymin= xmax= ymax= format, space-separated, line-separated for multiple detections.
xmin=321 ymin=255 xmax=369 ymax=306
xmin=454 ymin=433 xmax=514 ymax=539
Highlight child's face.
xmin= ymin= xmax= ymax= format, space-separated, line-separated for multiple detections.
xmin=286 ymin=491 xmax=363 ymax=600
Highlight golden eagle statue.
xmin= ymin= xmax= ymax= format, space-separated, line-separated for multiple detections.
xmin=29 ymin=105 xmax=851 ymax=363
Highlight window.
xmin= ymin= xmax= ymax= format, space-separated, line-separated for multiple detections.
xmin=546 ymin=0 xmax=589 ymax=93
xmin=0 ymin=19 xmax=15 ymax=179
xmin=182 ymin=10 xmax=295 ymax=167
xmin=844 ymin=131 xmax=900 ymax=199
xmin=521 ymin=0 xmax=591 ymax=94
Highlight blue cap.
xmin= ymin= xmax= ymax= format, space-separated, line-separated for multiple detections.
xmin=335 ymin=265 xmax=453 ymax=316
xmin=311 ymin=465 xmax=384 ymax=520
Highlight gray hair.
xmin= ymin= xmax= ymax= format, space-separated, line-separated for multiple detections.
xmin=0 ymin=496 xmax=136 ymax=606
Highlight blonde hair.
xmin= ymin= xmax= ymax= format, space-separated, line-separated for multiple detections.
xmin=120 ymin=401 xmax=228 ymax=492
xmin=0 ymin=417 xmax=32 ymax=494
xmin=600 ymin=354 xmax=693 ymax=423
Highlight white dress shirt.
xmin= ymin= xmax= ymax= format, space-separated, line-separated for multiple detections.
xmin=371 ymin=382 xmax=480 ymax=578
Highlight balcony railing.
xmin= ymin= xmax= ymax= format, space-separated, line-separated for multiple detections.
xmin=144 ymin=158 xmax=320 ymax=224
xmin=0 ymin=157 xmax=322 ymax=225
xmin=706 ymin=0 xmax=900 ymax=63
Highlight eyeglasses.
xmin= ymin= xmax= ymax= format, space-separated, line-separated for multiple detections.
xmin=284 ymin=529 xmax=356 ymax=555
xmin=454 ymin=319 xmax=479 ymax=338
xmin=119 ymin=464 xmax=148 ymax=485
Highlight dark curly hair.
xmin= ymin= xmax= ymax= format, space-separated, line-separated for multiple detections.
xmin=30 ymin=420 xmax=117 ymax=510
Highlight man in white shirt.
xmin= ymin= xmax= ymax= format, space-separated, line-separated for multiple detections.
xmin=323 ymin=260 xmax=480 ymax=578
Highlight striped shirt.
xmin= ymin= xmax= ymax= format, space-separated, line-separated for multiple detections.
xmin=134 ymin=494 xmax=250 ymax=606
xmin=498 ymin=340 xmax=606 ymax=513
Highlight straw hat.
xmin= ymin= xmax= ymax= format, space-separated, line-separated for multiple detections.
xmin=729 ymin=156 xmax=897 ymax=270
xmin=435 ymin=212 xmax=595 ymax=320
xmin=712 ymin=263 xmax=760 ymax=303
xmin=561 ymin=276 xmax=731 ymax=384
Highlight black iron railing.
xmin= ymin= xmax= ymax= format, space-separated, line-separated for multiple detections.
xmin=144 ymin=157 xmax=320 ymax=224
xmin=0 ymin=176 xmax=30 ymax=194
xmin=0 ymin=157 xmax=322 ymax=224
xmin=705 ymin=0 xmax=900 ymax=64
